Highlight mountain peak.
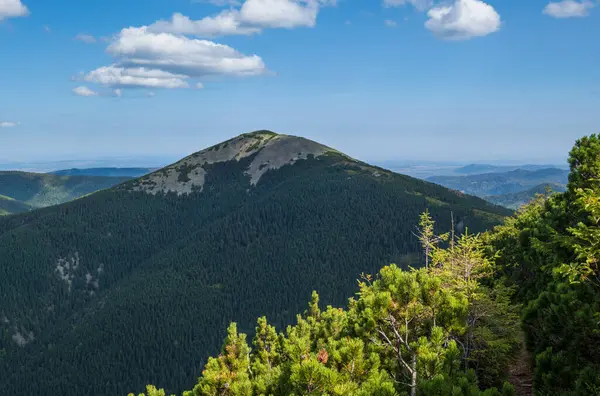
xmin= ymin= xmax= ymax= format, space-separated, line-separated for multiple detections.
xmin=129 ymin=131 xmax=336 ymax=195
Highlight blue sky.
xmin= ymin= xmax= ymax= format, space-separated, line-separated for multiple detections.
xmin=0 ymin=0 xmax=598 ymax=165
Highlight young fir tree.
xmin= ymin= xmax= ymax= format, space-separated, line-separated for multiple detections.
xmin=415 ymin=210 xmax=448 ymax=268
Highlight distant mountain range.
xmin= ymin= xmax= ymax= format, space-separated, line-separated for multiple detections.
xmin=454 ymin=163 xmax=568 ymax=175
xmin=0 ymin=172 xmax=132 ymax=215
xmin=378 ymin=161 xmax=568 ymax=180
xmin=427 ymin=168 xmax=569 ymax=209
xmin=0 ymin=131 xmax=511 ymax=396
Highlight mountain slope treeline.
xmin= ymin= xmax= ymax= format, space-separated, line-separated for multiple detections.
xmin=0 ymin=132 xmax=510 ymax=396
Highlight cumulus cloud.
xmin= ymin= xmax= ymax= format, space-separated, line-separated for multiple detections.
xmin=384 ymin=19 xmax=398 ymax=27
xmin=74 ymin=33 xmax=97 ymax=44
xmin=383 ymin=0 xmax=433 ymax=11
xmin=543 ymin=1 xmax=595 ymax=18
xmin=196 ymin=82 xmax=205 ymax=89
xmin=0 ymin=0 xmax=29 ymax=21
xmin=106 ymin=27 xmax=266 ymax=78
xmin=149 ymin=0 xmax=335 ymax=37
xmin=73 ymin=86 xmax=98 ymax=97
xmin=80 ymin=27 xmax=266 ymax=91
xmin=425 ymin=0 xmax=501 ymax=40
xmin=0 ymin=121 xmax=18 ymax=128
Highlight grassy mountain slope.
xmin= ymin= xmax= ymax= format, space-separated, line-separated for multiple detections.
xmin=0 ymin=194 xmax=32 ymax=215
xmin=485 ymin=183 xmax=566 ymax=209
xmin=0 ymin=131 xmax=511 ymax=396
xmin=50 ymin=167 xmax=156 ymax=177
xmin=0 ymin=171 xmax=133 ymax=212
xmin=428 ymin=168 xmax=569 ymax=198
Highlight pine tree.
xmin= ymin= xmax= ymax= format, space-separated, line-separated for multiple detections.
xmin=190 ymin=323 xmax=252 ymax=396
xmin=352 ymin=265 xmax=468 ymax=396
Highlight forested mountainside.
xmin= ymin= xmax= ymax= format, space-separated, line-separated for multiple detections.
xmin=136 ymin=134 xmax=600 ymax=396
xmin=485 ymin=183 xmax=566 ymax=209
xmin=50 ymin=167 xmax=156 ymax=177
xmin=0 ymin=171 xmax=132 ymax=214
xmin=0 ymin=131 xmax=510 ymax=396
xmin=428 ymin=168 xmax=568 ymax=198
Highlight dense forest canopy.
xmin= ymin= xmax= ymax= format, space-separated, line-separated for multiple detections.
xmin=134 ymin=134 xmax=600 ymax=396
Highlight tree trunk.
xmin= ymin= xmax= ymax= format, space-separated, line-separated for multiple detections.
xmin=410 ymin=354 xmax=418 ymax=396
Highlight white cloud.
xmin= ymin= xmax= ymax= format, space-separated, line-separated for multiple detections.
xmin=106 ymin=27 xmax=266 ymax=78
xmin=543 ymin=1 xmax=595 ymax=18
xmin=0 ymin=121 xmax=18 ymax=128
xmin=85 ymin=65 xmax=190 ymax=89
xmin=384 ymin=19 xmax=398 ymax=27
xmin=425 ymin=0 xmax=501 ymax=40
xmin=196 ymin=82 xmax=205 ymax=89
xmin=146 ymin=92 xmax=156 ymax=97
xmin=0 ymin=0 xmax=29 ymax=21
xmin=80 ymin=27 xmax=266 ymax=91
xmin=383 ymin=0 xmax=433 ymax=11
xmin=114 ymin=89 xmax=122 ymax=97
xmin=149 ymin=0 xmax=335 ymax=37
xmin=75 ymin=33 xmax=97 ymax=44
xmin=73 ymin=86 xmax=98 ymax=97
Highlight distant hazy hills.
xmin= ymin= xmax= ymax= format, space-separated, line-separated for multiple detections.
xmin=50 ymin=167 xmax=155 ymax=178
xmin=427 ymin=167 xmax=569 ymax=208
xmin=377 ymin=161 xmax=568 ymax=180
xmin=0 ymin=171 xmax=132 ymax=215
xmin=486 ymin=183 xmax=567 ymax=209
xmin=454 ymin=163 xmax=568 ymax=175
xmin=0 ymin=131 xmax=511 ymax=396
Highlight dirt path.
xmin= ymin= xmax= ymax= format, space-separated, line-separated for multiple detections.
xmin=507 ymin=341 xmax=534 ymax=396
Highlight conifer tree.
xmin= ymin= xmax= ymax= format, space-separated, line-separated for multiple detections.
xmin=352 ymin=265 xmax=467 ymax=396
xmin=415 ymin=210 xmax=448 ymax=268
xmin=189 ymin=323 xmax=252 ymax=396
